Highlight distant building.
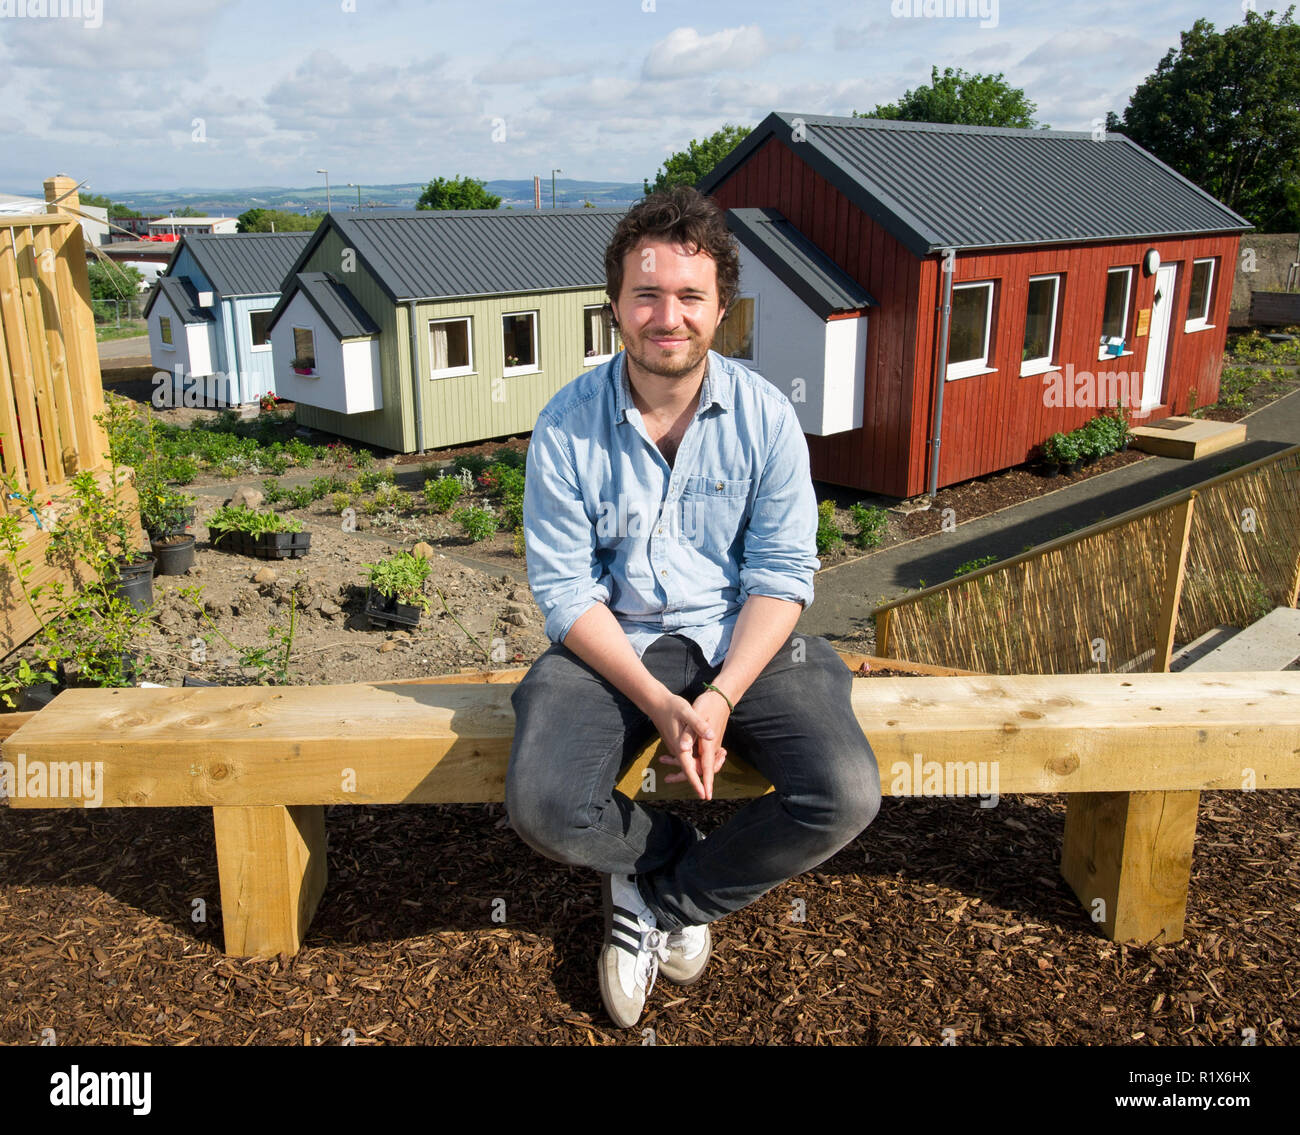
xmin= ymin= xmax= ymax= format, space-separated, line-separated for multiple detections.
xmin=147 ymin=216 xmax=238 ymax=237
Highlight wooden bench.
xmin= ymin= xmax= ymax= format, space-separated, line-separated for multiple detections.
xmin=3 ymin=667 xmax=1298 ymax=957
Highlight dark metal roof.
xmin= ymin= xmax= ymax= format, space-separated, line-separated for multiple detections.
xmin=701 ymin=112 xmax=1253 ymax=257
xmin=726 ymin=208 xmax=876 ymax=318
xmin=296 ymin=209 xmax=625 ymax=302
xmin=266 ymin=272 xmax=380 ymax=340
xmin=142 ymin=274 xmax=214 ymax=324
xmin=180 ymin=231 xmax=313 ymax=297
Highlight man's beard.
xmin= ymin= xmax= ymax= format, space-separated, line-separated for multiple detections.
xmin=622 ymin=326 xmax=712 ymax=380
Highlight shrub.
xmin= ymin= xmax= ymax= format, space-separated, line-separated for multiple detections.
xmin=365 ymin=550 xmax=432 ymax=613
xmin=455 ymin=454 xmax=491 ymax=478
xmin=847 ymin=502 xmax=888 ymax=549
xmin=373 ymin=483 xmax=406 ymax=510
xmin=513 ymin=526 xmax=526 ymax=557
xmin=284 ymin=438 xmax=315 ymax=466
xmin=168 ymin=455 xmax=199 ymax=485
xmin=492 ymin=446 xmax=527 ymax=470
xmin=1042 ymin=432 xmax=1069 ymax=465
xmin=424 ymin=476 xmax=463 ymax=512
xmin=953 ymin=554 xmax=998 ymax=578
xmin=331 ymin=492 xmax=352 ymax=513
xmin=815 ymin=499 xmax=842 ymax=555
xmin=453 ymin=505 xmax=499 ymax=542
xmin=501 ymin=489 xmax=524 ymax=530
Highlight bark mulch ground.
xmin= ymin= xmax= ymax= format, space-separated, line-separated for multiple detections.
xmin=3 ymin=760 xmax=1295 ymax=1046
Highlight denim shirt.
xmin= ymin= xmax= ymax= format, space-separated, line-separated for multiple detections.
xmin=522 ymin=350 xmax=818 ymax=666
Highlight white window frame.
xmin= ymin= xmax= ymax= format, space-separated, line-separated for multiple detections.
xmin=1184 ymin=257 xmax=1216 ymax=331
xmin=428 ymin=317 xmax=474 ymax=379
xmin=1099 ymin=267 xmax=1134 ymax=360
xmin=715 ymin=295 xmax=757 ymax=363
xmin=501 ymin=310 xmax=540 ymax=376
xmin=159 ymin=315 xmax=174 ymax=349
xmin=1020 ymin=274 xmax=1061 ymax=376
xmin=249 ymin=309 xmax=272 ymax=352
xmin=582 ymin=303 xmax=619 ymax=365
xmin=946 ymin=281 xmax=995 ymax=381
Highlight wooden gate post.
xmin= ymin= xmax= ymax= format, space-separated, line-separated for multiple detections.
xmin=212 ymin=804 xmax=327 ymax=957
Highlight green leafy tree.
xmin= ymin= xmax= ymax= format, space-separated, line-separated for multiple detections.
xmin=1105 ymin=8 xmax=1300 ymax=231
xmin=175 ymin=206 xmax=202 ymax=217
xmin=416 ymin=176 xmax=501 ymax=211
xmin=80 ymin=192 xmax=112 ymax=208
xmin=856 ymin=66 xmax=1045 ymax=129
xmin=644 ymin=124 xmax=753 ymax=195
xmin=87 ymin=260 xmax=143 ymax=301
xmin=237 ymin=208 xmax=322 ymax=233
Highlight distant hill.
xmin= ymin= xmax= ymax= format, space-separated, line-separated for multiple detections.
xmin=93 ymin=179 xmax=643 ymax=216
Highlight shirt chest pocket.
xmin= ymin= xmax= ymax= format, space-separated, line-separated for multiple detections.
xmin=679 ymin=475 xmax=752 ymax=559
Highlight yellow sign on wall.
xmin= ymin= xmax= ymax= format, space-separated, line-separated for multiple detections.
xmin=1136 ymin=308 xmax=1151 ymax=337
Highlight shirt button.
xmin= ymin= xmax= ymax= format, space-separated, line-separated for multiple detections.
xmin=656 ymin=527 xmax=663 ymax=535
xmin=715 ymin=481 xmax=723 ymax=491
xmin=660 ymin=569 xmax=668 ymax=576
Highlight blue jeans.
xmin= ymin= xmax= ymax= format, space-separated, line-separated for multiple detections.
xmin=505 ymin=632 xmax=881 ymax=931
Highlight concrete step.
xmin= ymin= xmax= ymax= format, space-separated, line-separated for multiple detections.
xmin=1172 ymin=607 xmax=1300 ymax=672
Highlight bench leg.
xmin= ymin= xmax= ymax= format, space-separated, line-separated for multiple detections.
xmin=212 ymin=804 xmax=327 ymax=957
xmin=1060 ymin=790 xmax=1199 ymax=944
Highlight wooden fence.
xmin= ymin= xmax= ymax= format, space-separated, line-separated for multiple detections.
xmin=0 ymin=178 xmax=124 ymax=656
xmin=873 ymin=444 xmax=1300 ymax=675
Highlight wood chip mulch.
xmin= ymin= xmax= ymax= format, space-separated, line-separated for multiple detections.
xmin=3 ymin=784 xmax=1295 ymax=1045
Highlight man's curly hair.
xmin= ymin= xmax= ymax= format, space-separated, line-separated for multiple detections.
xmin=604 ymin=185 xmax=740 ymax=319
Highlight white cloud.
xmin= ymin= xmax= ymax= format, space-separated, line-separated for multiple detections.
xmin=642 ymin=25 xmax=775 ymax=79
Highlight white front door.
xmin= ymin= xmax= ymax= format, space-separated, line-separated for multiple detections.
xmin=1142 ymin=264 xmax=1177 ymax=413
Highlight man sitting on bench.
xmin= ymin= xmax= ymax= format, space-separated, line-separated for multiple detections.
xmin=505 ymin=186 xmax=881 ymax=1029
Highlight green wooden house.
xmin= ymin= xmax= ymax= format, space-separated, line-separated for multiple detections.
xmin=264 ymin=209 xmax=625 ymax=452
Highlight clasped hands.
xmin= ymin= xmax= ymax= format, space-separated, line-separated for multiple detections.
xmin=648 ymin=684 xmax=733 ymax=801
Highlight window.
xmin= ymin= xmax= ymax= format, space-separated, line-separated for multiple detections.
xmin=714 ymin=297 xmax=755 ymax=362
xmin=249 ymin=309 xmax=272 ymax=350
xmin=502 ymin=312 xmax=538 ymax=374
xmin=1021 ymin=274 xmax=1061 ymax=375
xmin=946 ymin=282 xmax=995 ymax=380
xmin=1185 ymin=258 xmax=1216 ymax=330
xmin=159 ymin=316 xmax=173 ymax=347
xmin=583 ymin=304 xmax=618 ymax=363
xmin=429 ymin=317 xmax=472 ymax=377
xmin=292 ymin=327 xmax=315 ymax=370
xmin=1100 ymin=267 xmax=1133 ymax=356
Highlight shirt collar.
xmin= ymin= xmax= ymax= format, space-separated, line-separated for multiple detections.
xmin=611 ymin=350 xmax=734 ymax=425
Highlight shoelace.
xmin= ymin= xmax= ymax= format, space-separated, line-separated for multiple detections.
xmin=637 ymin=928 xmax=671 ymax=996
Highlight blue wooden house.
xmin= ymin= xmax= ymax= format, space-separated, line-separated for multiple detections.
xmin=144 ymin=232 xmax=313 ymax=406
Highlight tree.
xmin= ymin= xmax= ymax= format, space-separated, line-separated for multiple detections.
xmin=416 ymin=176 xmax=501 ymax=211
xmin=644 ymin=124 xmax=753 ymax=196
xmin=857 ymin=66 xmax=1045 ymax=129
xmin=236 ymin=208 xmax=322 ymax=233
xmin=175 ymin=206 xmax=202 ymax=217
xmin=1105 ymin=8 xmax=1300 ymax=231
xmin=87 ymin=260 xmax=143 ymax=302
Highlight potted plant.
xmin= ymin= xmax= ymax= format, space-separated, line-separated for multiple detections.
xmin=364 ymin=550 xmax=432 ymax=628
xmin=1041 ymin=432 xmax=1069 ymax=477
xmin=290 ymin=357 xmax=314 ymax=375
xmin=208 ymin=505 xmax=311 ymax=560
xmin=138 ymin=475 xmax=197 ymax=575
xmin=1056 ymin=431 xmax=1083 ymax=474
xmin=1113 ymin=402 xmax=1133 ymax=451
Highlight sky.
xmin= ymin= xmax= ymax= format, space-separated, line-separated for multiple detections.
xmin=0 ymin=0 xmax=1264 ymax=197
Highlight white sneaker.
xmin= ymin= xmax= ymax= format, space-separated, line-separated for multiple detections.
xmin=599 ymin=874 xmax=669 ymax=1028
xmin=661 ymin=922 xmax=712 ymax=986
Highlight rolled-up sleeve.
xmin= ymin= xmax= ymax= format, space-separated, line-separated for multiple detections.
xmin=524 ymin=416 xmax=611 ymax=643
xmin=738 ymin=401 xmax=819 ymax=609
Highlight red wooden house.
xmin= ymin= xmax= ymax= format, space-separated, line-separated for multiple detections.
xmin=701 ymin=112 xmax=1252 ymax=497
